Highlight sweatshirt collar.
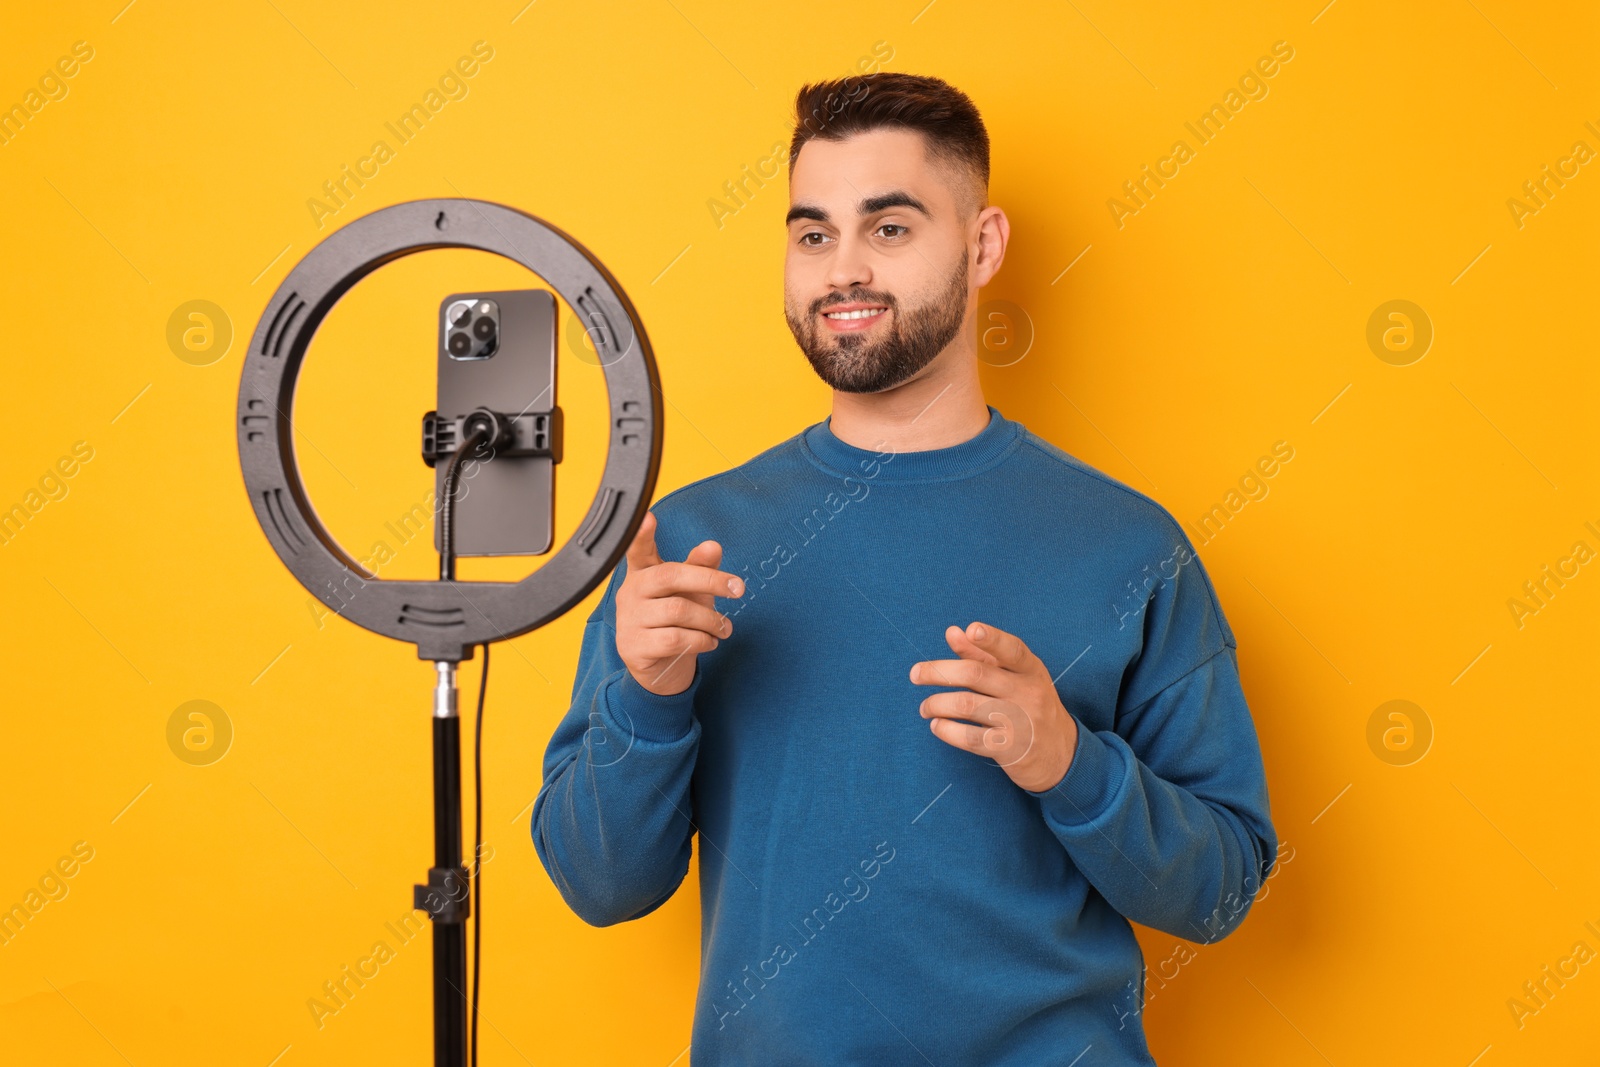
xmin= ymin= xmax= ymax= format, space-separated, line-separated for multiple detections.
xmin=800 ymin=404 xmax=1022 ymax=484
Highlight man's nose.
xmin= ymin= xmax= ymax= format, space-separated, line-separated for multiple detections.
xmin=825 ymin=232 xmax=872 ymax=291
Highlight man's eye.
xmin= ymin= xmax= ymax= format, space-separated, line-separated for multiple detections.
xmin=876 ymin=224 xmax=908 ymax=239
xmin=800 ymin=232 xmax=830 ymax=247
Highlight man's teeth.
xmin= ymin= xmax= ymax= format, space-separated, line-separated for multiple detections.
xmin=825 ymin=308 xmax=886 ymax=320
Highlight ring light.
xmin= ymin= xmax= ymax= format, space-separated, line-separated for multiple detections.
xmin=234 ymin=197 xmax=665 ymax=1067
xmin=235 ymin=197 xmax=662 ymax=662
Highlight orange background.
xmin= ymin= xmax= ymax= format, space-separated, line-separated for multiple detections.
xmin=1 ymin=1 xmax=1596 ymax=1064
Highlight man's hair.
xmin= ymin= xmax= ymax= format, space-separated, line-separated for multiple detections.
xmin=788 ymin=72 xmax=990 ymax=215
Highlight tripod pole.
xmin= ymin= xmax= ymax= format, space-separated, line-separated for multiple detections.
xmin=418 ymin=660 xmax=469 ymax=1067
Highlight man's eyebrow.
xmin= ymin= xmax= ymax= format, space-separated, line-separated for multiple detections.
xmin=783 ymin=191 xmax=933 ymax=227
xmin=785 ymin=204 xmax=829 ymax=226
xmin=859 ymin=191 xmax=932 ymax=218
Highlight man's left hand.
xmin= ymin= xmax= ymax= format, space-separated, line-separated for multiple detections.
xmin=910 ymin=621 xmax=1079 ymax=793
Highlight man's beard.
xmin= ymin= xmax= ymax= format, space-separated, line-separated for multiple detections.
xmin=785 ymin=254 xmax=969 ymax=394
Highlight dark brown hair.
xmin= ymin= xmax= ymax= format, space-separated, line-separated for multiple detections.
xmin=789 ymin=72 xmax=990 ymax=210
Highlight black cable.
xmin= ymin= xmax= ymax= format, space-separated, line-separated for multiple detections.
xmin=439 ymin=425 xmax=489 ymax=581
xmin=437 ymin=423 xmax=491 ymax=1065
xmin=472 ymin=640 xmax=488 ymax=1067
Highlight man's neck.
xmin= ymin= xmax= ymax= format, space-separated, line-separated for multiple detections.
xmin=825 ymin=344 xmax=991 ymax=455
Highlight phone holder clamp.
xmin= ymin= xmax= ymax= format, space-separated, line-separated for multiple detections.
xmin=415 ymin=866 xmax=472 ymax=924
xmin=420 ymin=406 xmax=562 ymax=466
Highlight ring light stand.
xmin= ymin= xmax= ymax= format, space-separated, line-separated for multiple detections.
xmin=235 ymin=198 xmax=663 ymax=1066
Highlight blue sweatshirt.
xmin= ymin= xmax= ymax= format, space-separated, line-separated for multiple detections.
xmin=533 ymin=404 xmax=1278 ymax=1065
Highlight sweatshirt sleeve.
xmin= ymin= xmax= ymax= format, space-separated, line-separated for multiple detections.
xmin=1027 ymin=528 xmax=1278 ymax=944
xmin=531 ymin=560 xmax=703 ymax=927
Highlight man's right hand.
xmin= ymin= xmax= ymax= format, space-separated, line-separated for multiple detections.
xmin=616 ymin=509 xmax=744 ymax=697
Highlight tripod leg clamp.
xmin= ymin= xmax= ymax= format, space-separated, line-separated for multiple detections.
xmin=414 ymin=866 xmax=472 ymax=924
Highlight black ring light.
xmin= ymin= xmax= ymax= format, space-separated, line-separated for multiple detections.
xmin=236 ymin=197 xmax=662 ymax=663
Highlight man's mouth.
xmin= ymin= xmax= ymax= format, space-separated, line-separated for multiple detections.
xmin=820 ymin=302 xmax=890 ymax=330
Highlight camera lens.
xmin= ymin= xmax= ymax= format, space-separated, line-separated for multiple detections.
xmin=451 ymin=306 xmax=473 ymax=329
xmin=448 ymin=332 xmax=472 ymax=357
xmin=473 ymin=317 xmax=496 ymax=341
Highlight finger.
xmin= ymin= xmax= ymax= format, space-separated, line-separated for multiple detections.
xmin=640 ymin=558 xmax=745 ymax=601
xmin=944 ymin=624 xmax=1000 ymax=666
xmin=680 ymin=540 xmax=737 ymax=605
xmin=961 ymin=621 xmax=1031 ymax=671
xmin=625 ymin=509 xmax=665 ymax=572
xmin=908 ymin=658 xmax=1014 ymax=698
xmin=638 ymin=625 xmax=721 ymax=660
xmin=636 ymin=595 xmax=733 ymax=638
xmin=928 ymin=716 xmax=1005 ymax=756
xmin=919 ymin=690 xmax=1014 ymax=724
xmin=926 ymin=699 xmax=1032 ymax=767
xmin=683 ymin=538 xmax=724 ymax=574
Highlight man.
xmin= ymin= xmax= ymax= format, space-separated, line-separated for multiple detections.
xmin=533 ymin=72 xmax=1278 ymax=1065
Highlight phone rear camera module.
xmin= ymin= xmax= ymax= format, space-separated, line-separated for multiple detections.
xmin=444 ymin=297 xmax=500 ymax=360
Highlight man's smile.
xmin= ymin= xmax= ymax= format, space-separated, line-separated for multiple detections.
xmin=820 ymin=302 xmax=891 ymax=331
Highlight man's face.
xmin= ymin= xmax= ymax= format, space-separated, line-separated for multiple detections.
xmin=784 ymin=128 xmax=976 ymax=394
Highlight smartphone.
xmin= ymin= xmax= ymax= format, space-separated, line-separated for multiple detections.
xmin=426 ymin=288 xmax=559 ymax=557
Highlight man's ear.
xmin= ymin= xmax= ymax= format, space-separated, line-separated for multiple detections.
xmin=972 ymin=204 xmax=1010 ymax=288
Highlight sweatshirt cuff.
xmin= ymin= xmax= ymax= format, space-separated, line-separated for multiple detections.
xmin=608 ymin=661 xmax=702 ymax=744
xmin=1026 ymin=717 xmax=1126 ymax=826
